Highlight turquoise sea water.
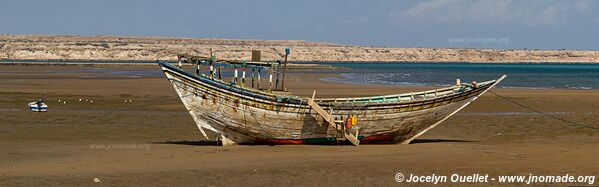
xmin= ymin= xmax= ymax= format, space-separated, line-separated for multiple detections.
xmin=3 ymin=61 xmax=597 ymax=89
xmin=316 ymin=63 xmax=599 ymax=90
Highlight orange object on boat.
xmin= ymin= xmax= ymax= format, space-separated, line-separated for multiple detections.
xmin=345 ymin=117 xmax=353 ymax=129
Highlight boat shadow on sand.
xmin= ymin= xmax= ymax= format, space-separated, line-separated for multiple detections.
xmin=152 ymin=139 xmax=476 ymax=146
xmin=153 ymin=140 xmax=221 ymax=146
xmin=409 ymin=139 xmax=476 ymax=144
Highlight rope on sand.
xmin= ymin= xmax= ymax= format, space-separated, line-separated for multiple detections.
xmin=488 ymin=90 xmax=599 ymax=131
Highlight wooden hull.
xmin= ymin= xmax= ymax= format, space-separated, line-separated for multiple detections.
xmin=159 ymin=62 xmax=504 ymax=145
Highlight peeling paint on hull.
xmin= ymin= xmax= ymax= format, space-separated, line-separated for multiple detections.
xmin=158 ymin=62 xmax=504 ymax=145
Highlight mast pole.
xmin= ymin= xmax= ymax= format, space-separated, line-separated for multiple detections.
xmin=280 ymin=48 xmax=290 ymax=90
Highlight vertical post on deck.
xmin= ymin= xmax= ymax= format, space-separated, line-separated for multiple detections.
xmin=218 ymin=66 xmax=222 ymax=79
xmin=275 ymin=60 xmax=280 ymax=90
xmin=195 ymin=60 xmax=200 ymax=76
xmin=234 ymin=66 xmax=239 ymax=85
xmin=268 ymin=62 xmax=274 ymax=92
xmin=281 ymin=48 xmax=290 ymax=90
xmin=209 ymin=48 xmax=216 ymax=78
xmin=257 ymin=69 xmax=261 ymax=89
xmin=177 ymin=55 xmax=183 ymax=68
xmin=251 ymin=68 xmax=255 ymax=88
xmin=209 ymin=62 xmax=214 ymax=78
xmin=251 ymin=49 xmax=262 ymax=89
xmin=241 ymin=61 xmax=247 ymax=87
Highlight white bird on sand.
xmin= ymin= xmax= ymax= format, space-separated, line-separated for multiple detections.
xmin=63 ymin=101 xmax=67 ymax=104
xmin=93 ymin=178 xmax=102 ymax=183
xmin=79 ymin=98 xmax=82 ymax=102
xmin=90 ymin=100 xmax=93 ymax=103
xmin=124 ymin=99 xmax=127 ymax=103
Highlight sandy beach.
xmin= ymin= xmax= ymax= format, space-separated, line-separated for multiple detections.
xmin=1 ymin=64 xmax=598 ymax=186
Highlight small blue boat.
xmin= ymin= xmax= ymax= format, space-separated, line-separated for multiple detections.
xmin=28 ymin=99 xmax=48 ymax=112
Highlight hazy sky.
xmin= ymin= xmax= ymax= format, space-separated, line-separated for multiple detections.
xmin=1 ymin=0 xmax=598 ymax=50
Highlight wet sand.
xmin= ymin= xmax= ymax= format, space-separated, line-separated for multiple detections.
xmin=1 ymin=65 xmax=598 ymax=186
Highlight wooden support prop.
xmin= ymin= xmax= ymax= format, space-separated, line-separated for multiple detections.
xmin=307 ymin=90 xmax=360 ymax=146
xmin=401 ymin=75 xmax=508 ymax=144
xmin=310 ymin=90 xmax=316 ymax=105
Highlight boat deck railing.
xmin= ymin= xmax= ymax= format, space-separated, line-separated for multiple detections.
xmin=160 ymin=61 xmax=498 ymax=105
xmin=316 ymin=80 xmax=496 ymax=104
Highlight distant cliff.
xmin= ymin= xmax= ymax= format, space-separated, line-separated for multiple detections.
xmin=1 ymin=35 xmax=598 ymax=63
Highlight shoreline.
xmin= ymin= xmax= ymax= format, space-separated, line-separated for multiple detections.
xmin=318 ymin=77 xmax=598 ymax=91
xmin=1 ymin=63 xmax=597 ymax=91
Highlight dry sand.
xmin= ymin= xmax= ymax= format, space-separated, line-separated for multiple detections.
xmin=0 ymin=64 xmax=598 ymax=186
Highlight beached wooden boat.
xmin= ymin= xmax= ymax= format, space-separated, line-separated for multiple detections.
xmin=158 ymin=60 xmax=505 ymax=146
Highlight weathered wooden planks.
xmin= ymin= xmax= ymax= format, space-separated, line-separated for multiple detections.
xmin=158 ymin=62 xmax=505 ymax=145
xmin=308 ymin=95 xmax=360 ymax=146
